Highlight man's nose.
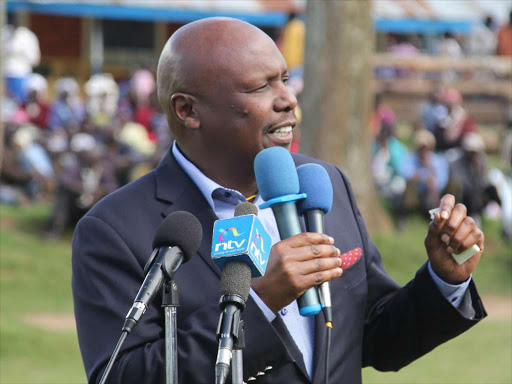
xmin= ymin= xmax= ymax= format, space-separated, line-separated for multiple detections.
xmin=274 ymin=83 xmax=298 ymax=112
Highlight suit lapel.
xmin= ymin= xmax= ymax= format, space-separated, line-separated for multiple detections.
xmin=312 ymin=313 xmax=327 ymax=382
xmin=272 ymin=316 xmax=311 ymax=381
xmin=155 ymin=150 xmax=221 ymax=279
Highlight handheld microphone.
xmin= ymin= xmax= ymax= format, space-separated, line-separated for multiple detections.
xmin=254 ymin=147 xmax=322 ymax=317
xmin=212 ymin=202 xmax=271 ymax=384
xmin=297 ymin=163 xmax=334 ymax=327
xmin=123 ymin=211 xmax=203 ymax=333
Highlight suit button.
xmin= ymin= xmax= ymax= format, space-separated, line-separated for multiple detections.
xmin=257 ymin=371 xmax=265 ymax=376
xmin=247 ymin=377 xmax=256 ymax=382
xmin=265 ymin=365 xmax=273 ymax=371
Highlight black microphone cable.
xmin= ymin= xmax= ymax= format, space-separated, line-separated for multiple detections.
xmin=325 ymin=325 xmax=332 ymax=384
xmin=99 ymin=331 xmax=128 ymax=384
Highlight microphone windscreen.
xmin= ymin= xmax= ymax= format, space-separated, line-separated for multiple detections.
xmin=152 ymin=211 xmax=203 ymax=262
xmin=254 ymin=147 xmax=299 ymax=201
xmin=235 ymin=201 xmax=258 ymax=217
xmin=219 ymin=261 xmax=252 ymax=301
xmin=296 ymin=163 xmax=333 ymax=215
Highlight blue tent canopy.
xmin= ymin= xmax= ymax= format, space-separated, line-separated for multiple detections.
xmin=375 ymin=18 xmax=473 ymax=34
xmin=7 ymin=0 xmax=474 ymax=33
xmin=6 ymin=1 xmax=288 ymax=27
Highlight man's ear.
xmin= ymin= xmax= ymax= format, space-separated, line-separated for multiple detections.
xmin=170 ymin=93 xmax=200 ymax=130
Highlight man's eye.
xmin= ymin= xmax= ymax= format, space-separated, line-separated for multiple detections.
xmin=282 ymin=77 xmax=289 ymax=85
xmin=253 ymin=83 xmax=269 ymax=92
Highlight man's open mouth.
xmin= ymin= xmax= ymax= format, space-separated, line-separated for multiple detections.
xmin=269 ymin=126 xmax=293 ymax=138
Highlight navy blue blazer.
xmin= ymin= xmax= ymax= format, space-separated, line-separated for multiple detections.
xmin=72 ymin=149 xmax=486 ymax=384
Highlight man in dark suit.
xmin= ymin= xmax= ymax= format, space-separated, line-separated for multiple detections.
xmin=72 ymin=18 xmax=486 ymax=384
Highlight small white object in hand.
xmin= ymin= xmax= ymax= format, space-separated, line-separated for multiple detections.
xmin=429 ymin=208 xmax=480 ymax=265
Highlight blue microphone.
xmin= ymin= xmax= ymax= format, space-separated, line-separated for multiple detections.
xmin=254 ymin=147 xmax=322 ymax=317
xmin=297 ymin=163 xmax=334 ymax=327
xmin=212 ymin=202 xmax=271 ymax=384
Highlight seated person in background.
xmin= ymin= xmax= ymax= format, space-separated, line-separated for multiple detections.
xmin=371 ymin=122 xmax=408 ymax=209
xmin=399 ymin=130 xmax=450 ymax=220
xmin=23 ymin=73 xmax=50 ymax=130
xmin=0 ymin=123 xmax=42 ymax=204
xmin=49 ymin=78 xmax=85 ymax=132
xmin=47 ymin=133 xmax=118 ymax=238
xmin=420 ymin=88 xmax=448 ymax=133
xmin=451 ymin=133 xmax=495 ymax=227
xmin=434 ymin=88 xmax=476 ymax=154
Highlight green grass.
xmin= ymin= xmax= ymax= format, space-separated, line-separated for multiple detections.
xmin=363 ymin=319 xmax=512 ymax=384
xmin=374 ymin=215 xmax=512 ymax=296
xmin=1 ymin=321 xmax=84 ymax=383
xmin=1 ymin=203 xmax=86 ymax=384
xmin=366 ymin=214 xmax=512 ymax=383
xmin=0 ymin=203 xmax=511 ymax=384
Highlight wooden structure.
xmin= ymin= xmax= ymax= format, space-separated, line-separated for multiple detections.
xmin=373 ymin=54 xmax=512 ymax=124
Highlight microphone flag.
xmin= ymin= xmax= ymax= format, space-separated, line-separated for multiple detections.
xmin=211 ymin=214 xmax=271 ymax=278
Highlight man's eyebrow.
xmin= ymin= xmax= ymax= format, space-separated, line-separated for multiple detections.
xmin=262 ymin=69 xmax=290 ymax=82
xmin=239 ymin=74 xmax=268 ymax=88
xmin=239 ymin=67 xmax=289 ymax=89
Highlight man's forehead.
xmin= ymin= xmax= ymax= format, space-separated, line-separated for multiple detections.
xmin=180 ymin=22 xmax=282 ymax=79
xmin=173 ymin=18 xmax=268 ymax=52
xmin=160 ymin=18 xmax=285 ymax=95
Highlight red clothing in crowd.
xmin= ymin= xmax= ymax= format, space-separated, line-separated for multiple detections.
xmin=497 ymin=23 xmax=512 ymax=56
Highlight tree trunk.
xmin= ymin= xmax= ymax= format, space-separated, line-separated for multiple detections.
xmin=300 ymin=0 xmax=391 ymax=234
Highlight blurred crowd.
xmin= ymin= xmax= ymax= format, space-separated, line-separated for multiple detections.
xmin=2 ymin=12 xmax=511 ymax=242
xmin=376 ymin=12 xmax=512 ymax=81
xmin=370 ymin=88 xmax=512 ymax=242
xmin=1 ymin=70 xmax=171 ymax=239
xmin=387 ymin=12 xmax=512 ymax=57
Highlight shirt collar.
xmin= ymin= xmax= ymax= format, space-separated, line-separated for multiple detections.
xmin=172 ymin=141 xmax=247 ymax=209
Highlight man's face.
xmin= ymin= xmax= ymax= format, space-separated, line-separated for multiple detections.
xmin=193 ymin=33 xmax=297 ymax=165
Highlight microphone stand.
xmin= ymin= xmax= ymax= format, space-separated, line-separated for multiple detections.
xmin=158 ymin=249 xmax=184 ymax=384
xmin=216 ymin=295 xmax=245 ymax=384
xmin=231 ymin=319 xmax=245 ymax=384
xmin=162 ymin=279 xmax=179 ymax=384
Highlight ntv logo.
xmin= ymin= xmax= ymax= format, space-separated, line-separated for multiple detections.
xmin=250 ymin=230 xmax=267 ymax=266
xmin=214 ymin=227 xmax=246 ymax=252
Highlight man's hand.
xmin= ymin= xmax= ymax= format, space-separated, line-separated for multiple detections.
xmin=425 ymin=194 xmax=484 ymax=285
xmin=251 ymin=233 xmax=343 ymax=313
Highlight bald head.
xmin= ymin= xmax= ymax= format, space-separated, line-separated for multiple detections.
xmin=157 ymin=18 xmax=274 ymax=132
